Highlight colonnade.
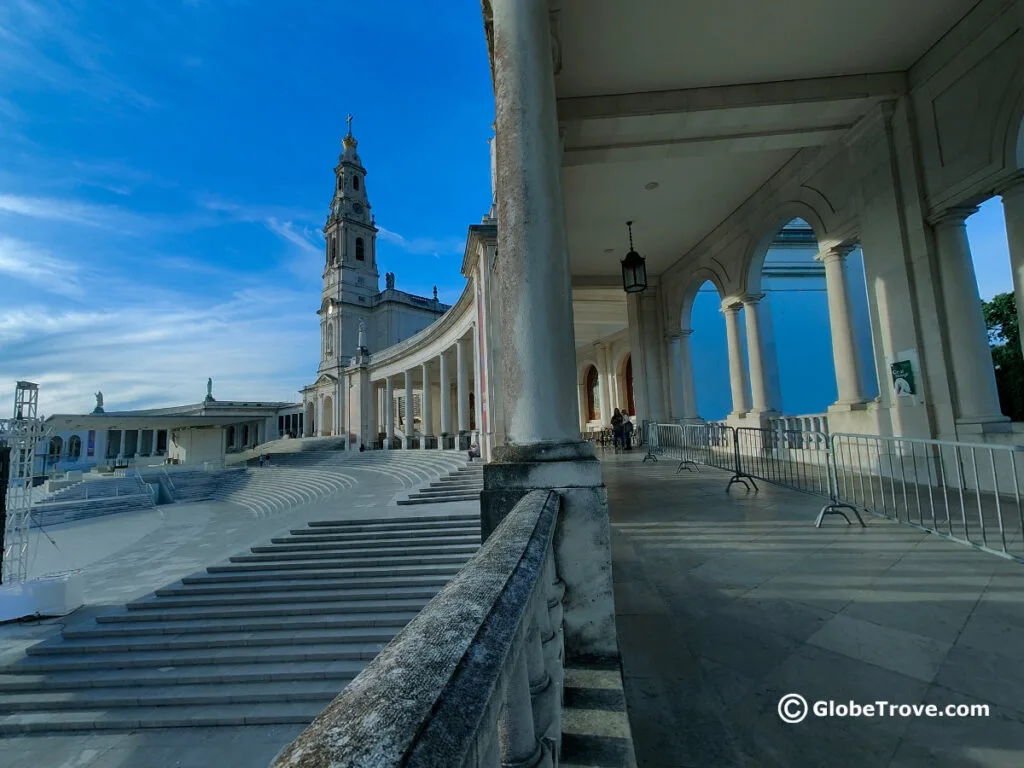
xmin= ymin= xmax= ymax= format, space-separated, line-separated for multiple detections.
xmin=370 ymin=331 xmax=483 ymax=450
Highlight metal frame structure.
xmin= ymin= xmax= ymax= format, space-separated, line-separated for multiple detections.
xmin=1 ymin=381 xmax=49 ymax=584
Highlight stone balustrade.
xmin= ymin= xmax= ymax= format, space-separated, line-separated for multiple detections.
xmin=269 ymin=489 xmax=565 ymax=768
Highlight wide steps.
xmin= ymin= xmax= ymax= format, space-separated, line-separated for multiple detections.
xmin=0 ymin=660 xmax=365 ymax=693
xmin=101 ymin=598 xmax=429 ymax=623
xmin=187 ymin=563 xmax=467 ymax=582
xmin=155 ymin=575 xmax=452 ymax=596
xmin=251 ymin=539 xmax=478 ymax=554
xmin=65 ymin=611 xmax=419 ymax=639
xmin=282 ymin=525 xmax=480 ymax=541
xmin=0 ymin=679 xmax=350 ymax=712
xmin=127 ymin=586 xmax=442 ymax=610
xmin=0 ymin=701 xmax=330 ymax=733
xmin=398 ymin=494 xmax=481 ymax=506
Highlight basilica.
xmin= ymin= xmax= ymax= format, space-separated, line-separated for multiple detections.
xmin=300 ymin=119 xmax=451 ymax=438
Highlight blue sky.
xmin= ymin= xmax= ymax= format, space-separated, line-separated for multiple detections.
xmin=0 ymin=1 xmax=1015 ymax=419
xmin=0 ymin=0 xmax=494 ymax=414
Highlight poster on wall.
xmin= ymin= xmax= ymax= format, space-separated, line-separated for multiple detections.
xmin=891 ymin=360 xmax=915 ymax=397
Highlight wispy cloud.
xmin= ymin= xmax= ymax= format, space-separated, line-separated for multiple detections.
xmin=265 ymin=217 xmax=321 ymax=254
xmin=377 ymin=226 xmax=464 ymax=257
xmin=0 ymin=192 xmax=153 ymax=232
xmin=0 ymin=0 xmax=156 ymax=111
xmin=0 ymin=236 xmax=85 ymax=298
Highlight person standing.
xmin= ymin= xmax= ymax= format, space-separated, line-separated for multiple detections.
xmin=611 ymin=408 xmax=624 ymax=451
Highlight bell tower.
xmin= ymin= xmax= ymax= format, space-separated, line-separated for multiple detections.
xmin=319 ymin=115 xmax=380 ymax=371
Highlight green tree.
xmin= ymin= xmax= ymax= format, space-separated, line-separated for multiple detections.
xmin=982 ymin=292 xmax=1024 ymax=422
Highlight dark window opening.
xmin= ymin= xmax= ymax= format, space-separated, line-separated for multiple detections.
xmin=356 ymin=237 xmax=365 ymax=261
xmin=353 ymin=175 xmax=360 ymax=191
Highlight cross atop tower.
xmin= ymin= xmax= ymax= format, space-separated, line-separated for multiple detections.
xmin=346 ymin=114 xmax=354 ymax=136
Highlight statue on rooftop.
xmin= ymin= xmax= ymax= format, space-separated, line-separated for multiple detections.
xmin=92 ymin=391 xmax=104 ymax=414
xmin=358 ymin=318 xmax=367 ymax=351
xmin=205 ymin=378 xmax=215 ymax=402
xmin=385 ymin=272 xmax=395 ymax=290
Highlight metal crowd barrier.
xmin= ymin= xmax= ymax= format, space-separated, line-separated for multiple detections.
xmin=647 ymin=422 xmax=1024 ymax=563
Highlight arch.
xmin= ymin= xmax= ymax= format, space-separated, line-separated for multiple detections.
xmin=67 ymin=435 xmax=82 ymax=459
xmin=992 ymin=74 xmax=1024 ymax=172
xmin=577 ymin=357 xmax=599 ymax=385
xmin=355 ymin=237 xmax=365 ymax=261
xmin=677 ymin=267 xmax=728 ymax=331
xmin=326 ymin=323 xmax=334 ymax=355
xmin=226 ymin=426 xmax=236 ymax=449
xmin=353 ymin=175 xmax=361 ymax=191
xmin=585 ymin=365 xmax=600 ymax=422
xmin=48 ymin=436 xmax=63 ymax=457
xmin=305 ymin=403 xmax=315 ymax=437
xmin=742 ymin=201 xmax=829 ymax=296
xmin=323 ymin=396 xmax=334 ymax=437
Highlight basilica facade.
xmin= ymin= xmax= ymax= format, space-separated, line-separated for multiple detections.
xmin=300 ymin=122 xmax=450 ymax=438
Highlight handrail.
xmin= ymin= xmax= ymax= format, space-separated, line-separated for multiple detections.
xmin=271 ymin=489 xmax=564 ymax=767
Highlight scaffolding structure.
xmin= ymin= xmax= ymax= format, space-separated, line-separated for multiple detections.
xmin=1 ymin=382 xmax=49 ymax=584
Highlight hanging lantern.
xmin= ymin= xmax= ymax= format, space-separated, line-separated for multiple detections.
xmin=621 ymin=220 xmax=648 ymax=294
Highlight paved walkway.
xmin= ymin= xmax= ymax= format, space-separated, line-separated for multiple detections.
xmin=602 ymin=450 xmax=1024 ymax=768
xmin=1 ymin=463 xmax=477 ymax=768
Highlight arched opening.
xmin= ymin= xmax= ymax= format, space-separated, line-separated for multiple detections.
xmin=67 ymin=435 xmax=82 ymax=459
xmin=305 ymin=403 xmax=315 ymax=436
xmin=966 ymin=199 xmax=1018 ymax=419
xmin=48 ymin=436 xmax=62 ymax=458
xmin=241 ymin=425 xmax=249 ymax=447
xmin=326 ymin=323 xmax=334 ymax=356
xmin=355 ymin=238 xmax=365 ymax=261
xmin=623 ymin=356 xmax=635 ymax=417
xmin=585 ymin=365 xmax=600 ymax=422
xmin=226 ymin=426 xmax=236 ymax=449
xmin=689 ymin=281 xmax=735 ymax=420
xmin=323 ymin=396 xmax=334 ymax=437
xmin=353 ymin=175 xmax=360 ymax=191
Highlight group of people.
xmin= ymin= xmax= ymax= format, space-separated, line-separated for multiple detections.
xmin=609 ymin=408 xmax=635 ymax=451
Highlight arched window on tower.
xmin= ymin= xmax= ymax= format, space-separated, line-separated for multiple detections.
xmin=326 ymin=323 xmax=333 ymax=355
xmin=353 ymin=175 xmax=360 ymax=191
xmin=356 ymin=237 xmax=365 ymax=261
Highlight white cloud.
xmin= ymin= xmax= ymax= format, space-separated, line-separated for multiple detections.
xmin=0 ymin=236 xmax=85 ymax=297
xmin=0 ymin=192 xmax=151 ymax=232
xmin=377 ymin=226 xmax=464 ymax=257
xmin=265 ymin=217 xmax=321 ymax=254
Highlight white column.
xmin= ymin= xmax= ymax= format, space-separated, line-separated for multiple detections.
xmin=666 ymin=334 xmax=685 ymax=422
xmin=1000 ymin=173 xmax=1024 ymax=361
xmin=439 ymin=351 xmax=451 ymax=438
xmin=384 ymin=377 xmax=394 ymax=449
xmin=818 ymin=246 xmax=866 ymax=406
xmin=473 ymin=324 xmax=484 ymax=444
xmin=679 ymin=329 xmax=699 ymax=420
xmin=595 ymin=344 xmax=610 ymax=423
xmin=722 ymin=303 xmax=750 ymax=415
xmin=577 ymin=383 xmax=588 ymax=431
xmin=456 ymin=337 xmax=469 ymax=433
xmin=933 ymin=208 xmax=1006 ymax=424
xmin=421 ymin=362 xmax=433 ymax=448
xmin=743 ymin=295 xmax=775 ymax=414
xmin=403 ymin=369 xmax=414 ymax=448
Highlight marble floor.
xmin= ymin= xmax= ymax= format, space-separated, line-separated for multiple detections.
xmin=602 ymin=450 xmax=1024 ymax=768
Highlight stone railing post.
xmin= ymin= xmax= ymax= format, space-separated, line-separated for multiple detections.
xmin=499 ymin=648 xmax=547 ymax=768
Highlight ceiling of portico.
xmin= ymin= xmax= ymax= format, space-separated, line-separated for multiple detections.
xmin=553 ymin=0 xmax=978 ymax=97
xmin=554 ymin=0 xmax=979 ymax=281
xmin=563 ymin=150 xmax=795 ymax=277
xmin=572 ymin=287 xmax=628 ymax=348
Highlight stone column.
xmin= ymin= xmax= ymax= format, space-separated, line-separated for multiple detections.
xmin=439 ymin=351 xmax=451 ymax=441
xmin=595 ymin=344 xmax=610 ymax=423
xmin=482 ymin=0 xmax=617 ymax=662
xmin=679 ymin=329 xmax=699 ymax=420
xmin=933 ymin=207 xmax=1007 ymax=425
xmin=384 ymin=377 xmax=394 ymax=449
xmin=473 ymin=325 xmax=485 ymax=448
xmin=403 ymin=369 xmax=414 ymax=449
xmin=1000 ymin=173 xmax=1024 ymax=361
xmin=456 ymin=337 xmax=469 ymax=435
xmin=666 ymin=334 xmax=685 ymax=422
xmin=421 ymin=362 xmax=433 ymax=449
xmin=577 ymin=382 xmax=588 ymax=431
xmin=818 ymin=246 xmax=866 ymax=406
xmin=743 ymin=295 xmax=777 ymax=415
xmin=722 ymin=302 xmax=750 ymax=415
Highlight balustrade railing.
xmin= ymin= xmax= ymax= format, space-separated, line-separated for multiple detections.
xmin=271 ymin=490 xmax=565 ymax=767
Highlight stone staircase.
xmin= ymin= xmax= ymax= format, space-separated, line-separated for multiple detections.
xmin=0 ymin=512 xmax=481 ymax=734
xmin=398 ymin=460 xmax=484 ymax=506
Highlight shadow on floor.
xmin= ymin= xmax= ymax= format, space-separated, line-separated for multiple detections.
xmin=602 ymin=451 xmax=1024 ymax=768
